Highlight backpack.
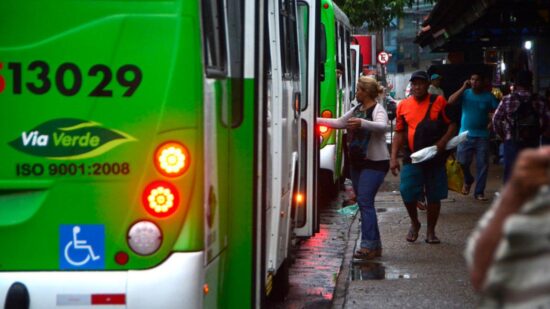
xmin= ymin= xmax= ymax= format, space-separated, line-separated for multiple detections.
xmin=512 ymin=94 xmax=540 ymax=143
xmin=385 ymin=98 xmax=397 ymax=121
xmin=403 ymin=94 xmax=448 ymax=164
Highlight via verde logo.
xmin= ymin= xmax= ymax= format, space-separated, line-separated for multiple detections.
xmin=9 ymin=118 xmax=136 ymax=159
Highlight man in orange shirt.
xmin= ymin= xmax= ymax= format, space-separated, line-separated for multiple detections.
xmin=390 ymin=71 xmax=457 ymax=244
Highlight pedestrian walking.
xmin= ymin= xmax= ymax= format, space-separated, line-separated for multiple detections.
xmin=466 ymin=146 xmax=550 ymax=307
xmin=318 ymin=76 xmax=389 ymax=259
xmin=414 ymin=73 xmax=446 ymax=211
xmin=390 ymin=70 xmax=457 ymax=244
xmin=447 ymin=72 xmax=499 ymax=201
xmin=428 ymin=73 xmax=445 ymax=97
xmin=492 ymin=70 xmax=547 ymax=183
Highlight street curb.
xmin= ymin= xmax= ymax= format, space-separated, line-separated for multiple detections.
xmin=331 ymin=212 xmax=360 ymax=308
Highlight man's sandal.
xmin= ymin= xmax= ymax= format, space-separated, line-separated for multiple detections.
xmin=406 ymin=223 xmax=421 ymax=242
xmin=461 ymin=184 xmax=471 ymax=195
xmin=475 ymin=195 xmax=489 ymax=202
xmin=425 ymin=235 xmax=441 ymax=244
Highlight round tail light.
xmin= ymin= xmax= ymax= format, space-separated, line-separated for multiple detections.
xmin=127 ymin=221 xmax=162 ymax=256
xmin=142 ymin=181 xmax=179 ymax=218
xmin=154 ymin=142 xmax=190 ymax=177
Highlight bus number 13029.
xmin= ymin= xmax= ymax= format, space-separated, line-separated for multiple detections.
xmin=0 ymin=61 xmax=142 ymax=97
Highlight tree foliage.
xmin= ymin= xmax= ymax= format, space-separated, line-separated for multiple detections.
xmin=334 ymin=0 xmax=437 ymax=31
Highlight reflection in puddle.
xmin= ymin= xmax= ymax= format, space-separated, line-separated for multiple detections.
xmin=351 ymin=261 xmax=416 ymax=281
xmin=351 ymin=261 xmax=385 ymax=280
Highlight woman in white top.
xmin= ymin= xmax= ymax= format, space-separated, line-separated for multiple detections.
xmin=318 ymin=76 xmax=390 ymax=259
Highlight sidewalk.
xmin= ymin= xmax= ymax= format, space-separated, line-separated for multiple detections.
xmin=332 ymin=163 xmax=503 ymax=308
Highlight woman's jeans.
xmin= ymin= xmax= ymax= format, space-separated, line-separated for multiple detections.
xmin=350 ymin=167 xmax=386 ymax=250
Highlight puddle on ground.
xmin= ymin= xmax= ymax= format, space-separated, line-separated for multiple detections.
xmin=351 ymin=261 xmax=417 ymax=281
xmin=375 ymin=206 xmax=403 ymax=213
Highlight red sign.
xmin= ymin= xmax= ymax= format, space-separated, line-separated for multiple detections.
xmin=377 ymin=51 xmax=390 ymax=64
xmin=352 ymin=35 xmax=374 ymax=66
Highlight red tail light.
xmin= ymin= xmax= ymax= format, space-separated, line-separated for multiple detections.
xmin=142 ymin=181 xmax=179 ymax=217
xmin=319 ymin=125 xmax=329 ymax=134
xmin=154 ymin=142 xmax=190 ymax=177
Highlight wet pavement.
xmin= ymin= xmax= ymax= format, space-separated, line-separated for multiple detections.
xmin=273 ymin=162 xmax=504 ymax=308
xmin=332 ymin=163 xmax=504 ymax=308
xmin=275 ymin=193 xmax=354 ymax=309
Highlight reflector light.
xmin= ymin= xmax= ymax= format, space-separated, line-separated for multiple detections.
xmin=142 ymin=181 xmax=179 ymax=217
xmin=114 ymin=252 xmax=129 ymax=265
xmin=321 ymin=110 xmax=332 ymax=118
xmin=91 ymin=294 xmax=126 ymax=305
xmin=323 ymin=3 xmax=329 ymax=9
xmin=128 ymin=221 xmax=162 ymax=255
xmin=295 ymin=193 xmax=304 ymax=204
xmin=154 ymin=142 xmax=189 ymax=177
xmin=319 ymin=126 xmax=329 ymax=134
xmin=203 ymin=284 xmax=209 ymax=295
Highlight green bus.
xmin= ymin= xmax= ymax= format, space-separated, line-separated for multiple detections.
xmin=317 ymin=0 xmax=353 ymax=199
xmin=0 ymin=0 xmax=305 ymax=307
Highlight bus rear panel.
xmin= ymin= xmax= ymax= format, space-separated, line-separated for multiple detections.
xmin=1 ymin=0 xmax=205 ymax=307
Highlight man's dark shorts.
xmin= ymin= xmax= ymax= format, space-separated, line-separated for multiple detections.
xmin=400 ymin=162 xmax=448 ymax=203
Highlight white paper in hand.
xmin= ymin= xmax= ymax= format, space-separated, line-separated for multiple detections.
xmin=411 ymin=131 xmax=469 ymax=164
xmin=410 ymin=146 xmax=437 ymax=164
xmin=445 ymin=131 xmax=468 ymax=150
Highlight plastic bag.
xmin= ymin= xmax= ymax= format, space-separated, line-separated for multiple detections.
xmin=446 ymin=154 xmax=464 ymax=193
xmin=411 ymin=131 xmax=469 ymax=164
xmin=410 ymin=146 xmax=437 ymax=164
xmin=337 ymin=204 xmax=358 ymax=216
xmin=445 ymin=131 xmax=468 ymax=150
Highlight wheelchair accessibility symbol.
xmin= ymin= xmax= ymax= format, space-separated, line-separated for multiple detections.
xmin=60 ymin=225 xmax=105 ymax=270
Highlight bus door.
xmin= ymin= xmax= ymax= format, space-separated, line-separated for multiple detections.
xmin=201 ymin=0 xmax=244 ymax=306
xmin=261 ymin=0 xmax=301 ymax=300
xmin=294 ymin=0 xmax=319 ymax=237
xmin=201 ymin=0 xmax=228 ymax=264
xmin=343 ymin=29 xmax=352 ymax=111
xmin=350 ymin=44 xmax=361 ymax=105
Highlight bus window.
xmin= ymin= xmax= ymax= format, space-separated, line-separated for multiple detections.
xmin=345 ymin=29 xmax=351 ymax=93
xmin=334 ymin=21 xmax=338 ymax=62
xmin=339 ymin=24 xmax=346 ymax=89
xmin=280 ymin=0 xmax=299 ymax=80
xmin=297 ymin=2 xmax=309 ymax=111
xmin=350 ymin=48 xmax=357 ymax=97
xmin=319 ymin=24 xmax=326 ymax=81
xmin=226 ymin=0 xmax=244 ymax=128
xmin=201 ymin=0 xmax=227 ymax=77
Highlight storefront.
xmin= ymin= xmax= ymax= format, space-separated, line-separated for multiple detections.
xmin=415 ymin=0 xmax=550 ymax=95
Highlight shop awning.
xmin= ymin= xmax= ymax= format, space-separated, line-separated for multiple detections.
xmin=415 ymin=0 xmax=550 ymax=51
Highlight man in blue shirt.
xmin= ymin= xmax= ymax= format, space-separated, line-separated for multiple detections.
xmin=448 ymin=73 xmax=499 ymax=201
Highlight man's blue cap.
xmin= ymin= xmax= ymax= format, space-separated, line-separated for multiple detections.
xmin=430 ymin=73 xmax=441 ymax=80
xmin=409 ymin=70 xmax=429 ymax=81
